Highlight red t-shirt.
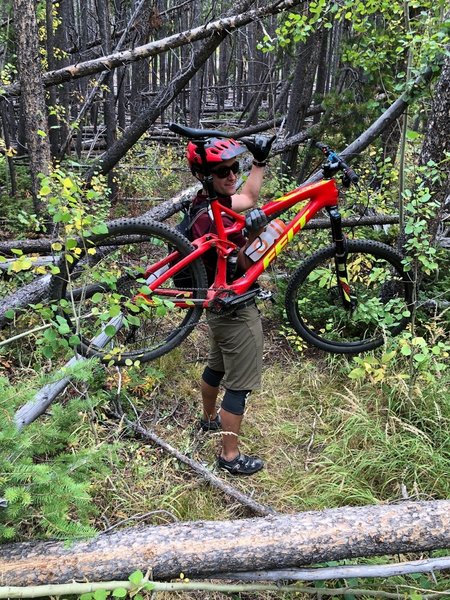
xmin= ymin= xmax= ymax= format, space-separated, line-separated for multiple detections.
xmin=191 ymin=192 xmax=246 ymax=284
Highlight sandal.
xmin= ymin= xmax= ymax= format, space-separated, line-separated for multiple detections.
xmin=217 ymin=453 xmax=264 ymax=475
xmin=200 ymin=414 xmax=221 ymax=432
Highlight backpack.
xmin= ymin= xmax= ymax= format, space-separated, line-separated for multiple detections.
xmin=175 ymin=200 xmax=208 ymax=241
xmin=171 ymin=200 xmax=208 ymax=289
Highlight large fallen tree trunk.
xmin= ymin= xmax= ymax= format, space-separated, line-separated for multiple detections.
xmin=2 ymin=500 xmax=450 ymax=586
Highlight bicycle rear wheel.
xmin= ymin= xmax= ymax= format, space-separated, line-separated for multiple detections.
xmin=49 ymin=218 xmax=208 ymax=365
xmin=285 ymin=239 xmax=413 ymax=354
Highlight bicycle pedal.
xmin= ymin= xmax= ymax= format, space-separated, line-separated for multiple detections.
xmin=257 ymin=289 xmax=273 ymax=302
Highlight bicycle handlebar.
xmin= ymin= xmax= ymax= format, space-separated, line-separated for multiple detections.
xmin=314 ymin=141 xmax=359 ymax=186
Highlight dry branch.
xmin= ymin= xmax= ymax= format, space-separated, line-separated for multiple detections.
xmin=1 ymin=0 xmax=303 ymax=98
xmin=111 ymin=409 xmax=277 ymax=517
xmin=2 ymin=500 xmax=450 ymax=585
xmin=3 ymin=580 xmax=448 ymax=599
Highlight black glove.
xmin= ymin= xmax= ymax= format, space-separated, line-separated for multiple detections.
xmin=245 ymin=208 xmax=268 ymax=232
xmin=244 ymin=135 xmax=276 ymax=163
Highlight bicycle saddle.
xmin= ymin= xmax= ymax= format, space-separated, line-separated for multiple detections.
xmin=169 ymin=122 xmax=233 ymax=140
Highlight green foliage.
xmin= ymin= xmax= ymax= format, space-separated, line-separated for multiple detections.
xmin=41 ymin=168 xmax=110 ymax=235
xmin=0 ymin=364 xmax=111 ymax=542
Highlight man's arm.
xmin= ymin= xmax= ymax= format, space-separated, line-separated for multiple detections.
xmin=231 ymin=163 xmax=266 ymax=213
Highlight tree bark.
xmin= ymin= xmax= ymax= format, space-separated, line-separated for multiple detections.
xmin=282 ymin=28 xmax=323 ymax=176
xmin=419 ymin=48 xmax=450 ymax=243
xmin=12 ymin=0 xmax=51 ymax=214
xmin=2 ymin=500 xmax=450 ymax=585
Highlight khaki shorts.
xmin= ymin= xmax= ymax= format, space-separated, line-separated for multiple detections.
xmin=206 ymin=303 xmax=263 ymax=391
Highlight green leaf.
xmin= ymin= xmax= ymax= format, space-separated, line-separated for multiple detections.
xmin=128 ymin=570 xmax=144 ymax=585
xmin=109 ymin=305 xmax=121 ymax=317
xmin=104 ymin=325 xmax=117 ymax=337
xmin=127 ymin=315 xmax=140 ymax=327
xmin=40 ymin=185 xmax=52 ymax=196
xmin=92 ymin=223 xmax=109 ymax=235
xmin=406 ymin=129 xmax=420 ymax=140
xmin=94 ymin=590 xmax=109 ymax=600
xmin=4 ymin=309 xmax=14 ymax=319
xmin=413 ymin=353 xmax=428 ymax=363
xmin=348 ymin=367 xmax=365 ymax=379
xmin=69 ymin=334 xmax=81 ymax=347
xmin=42 ymin=345 xmax=54 ymax=359
xmin=66 ymin=238 xmax=78 ymax=250
xmin=112 ymin=587 xmax=127 ymax=598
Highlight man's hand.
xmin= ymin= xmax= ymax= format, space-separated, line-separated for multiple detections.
xmin=245 ymin=208 xmax=268 ymax=232
xmin=244 ymin=135 xmax=276 ymax=163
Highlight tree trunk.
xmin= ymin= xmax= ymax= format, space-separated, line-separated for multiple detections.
xmin=2 ymin=501 xmax=450 ymax=586
xmin=0 ymin=100 xmax=17 ymax=195
xmin=282 ymin=29 xmax=323 ymax=176
xmin=97 ymin=0 xmax=117 ymax=193
xmin=12 ymin=0 xmax=51 ymax=215
xmin=45 ymin=0 xmax=59 ymax=156
xmin=419 ymin=49 xmax=450 ymax=243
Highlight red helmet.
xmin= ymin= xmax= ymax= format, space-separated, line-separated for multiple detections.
xmin=186 ymin=137 xmax=245 ymax=172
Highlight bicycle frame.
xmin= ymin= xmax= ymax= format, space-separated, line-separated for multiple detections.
xmin=140 ymin=176 xmax=353 ymax=308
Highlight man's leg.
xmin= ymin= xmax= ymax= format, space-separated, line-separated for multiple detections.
xmin=201 ymin=379 xmax=219 ymax=421
xmin=220 ymin=409 xmax=243 ymax=461
xmin=218 ymin=389 xmax=263 ymax=474
xmin=200 ymin=366 xmax=224 ymax=427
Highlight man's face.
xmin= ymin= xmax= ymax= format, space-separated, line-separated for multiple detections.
xmin=210 ymin=158 xmax=240 ymax=196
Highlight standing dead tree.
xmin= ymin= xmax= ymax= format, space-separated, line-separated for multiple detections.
xmin=83 ymin=0 xmax=303 ymax=180
xmin=10 ymin=0 xmax=50 ymax=215
xmin=419 ymin=47 xmax=450 ymax=245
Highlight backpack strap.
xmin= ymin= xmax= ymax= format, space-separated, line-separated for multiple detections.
xmin=187 ymin=199 xmax=209 ymax=233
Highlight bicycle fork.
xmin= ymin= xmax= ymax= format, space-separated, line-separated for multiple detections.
xmin=327 ymin=206 xmax=357 ymax=311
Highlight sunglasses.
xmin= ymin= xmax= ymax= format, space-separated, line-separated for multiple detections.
xmin=210 ymin=161 xmax=240 ymax=179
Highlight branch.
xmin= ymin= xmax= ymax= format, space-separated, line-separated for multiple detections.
xmin=1 ymin=580 xmax=449 ymax=599
xmin=218 ymin=555 xmax=450 ymax=582
xmin=110 ymin=408 xmax=277 ymax=517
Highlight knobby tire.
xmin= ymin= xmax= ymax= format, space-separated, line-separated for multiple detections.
xmin=285 ymin=239 xmax=413 ymax=354
xmin=49 ymin=218 xmax=208 ymax=365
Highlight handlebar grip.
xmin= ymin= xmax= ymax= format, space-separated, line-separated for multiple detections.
xmin=344 ymin=167 xmax=359 ymax=184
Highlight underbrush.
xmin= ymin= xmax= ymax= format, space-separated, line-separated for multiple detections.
xmin=1 ymin=312 xmax=449 ymax=535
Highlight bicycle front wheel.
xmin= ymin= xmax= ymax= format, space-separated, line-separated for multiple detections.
xmin=285 ymin=240 xmax=413 ymax=354
xmin=49 ymin=218 xmax=208 ymax=365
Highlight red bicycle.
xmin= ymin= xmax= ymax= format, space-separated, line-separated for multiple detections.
xmin=50 ymin=123 xmax=413 ymax=365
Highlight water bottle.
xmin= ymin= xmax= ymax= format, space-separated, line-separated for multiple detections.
xmin=244 ymin=219 xmax=286 ymax=262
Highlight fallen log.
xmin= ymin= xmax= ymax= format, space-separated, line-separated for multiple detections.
xmin=1 ymin=500 xmax=450 ymax=586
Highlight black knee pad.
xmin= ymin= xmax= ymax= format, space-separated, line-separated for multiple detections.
xmin=202 ymin=366 xmax=224 ymax=388
xmin=221 ymin=389 xmax=251 ymax=416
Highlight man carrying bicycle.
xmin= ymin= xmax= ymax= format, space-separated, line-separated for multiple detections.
xmin=186 ymin=134 xmax=274 ymax=476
